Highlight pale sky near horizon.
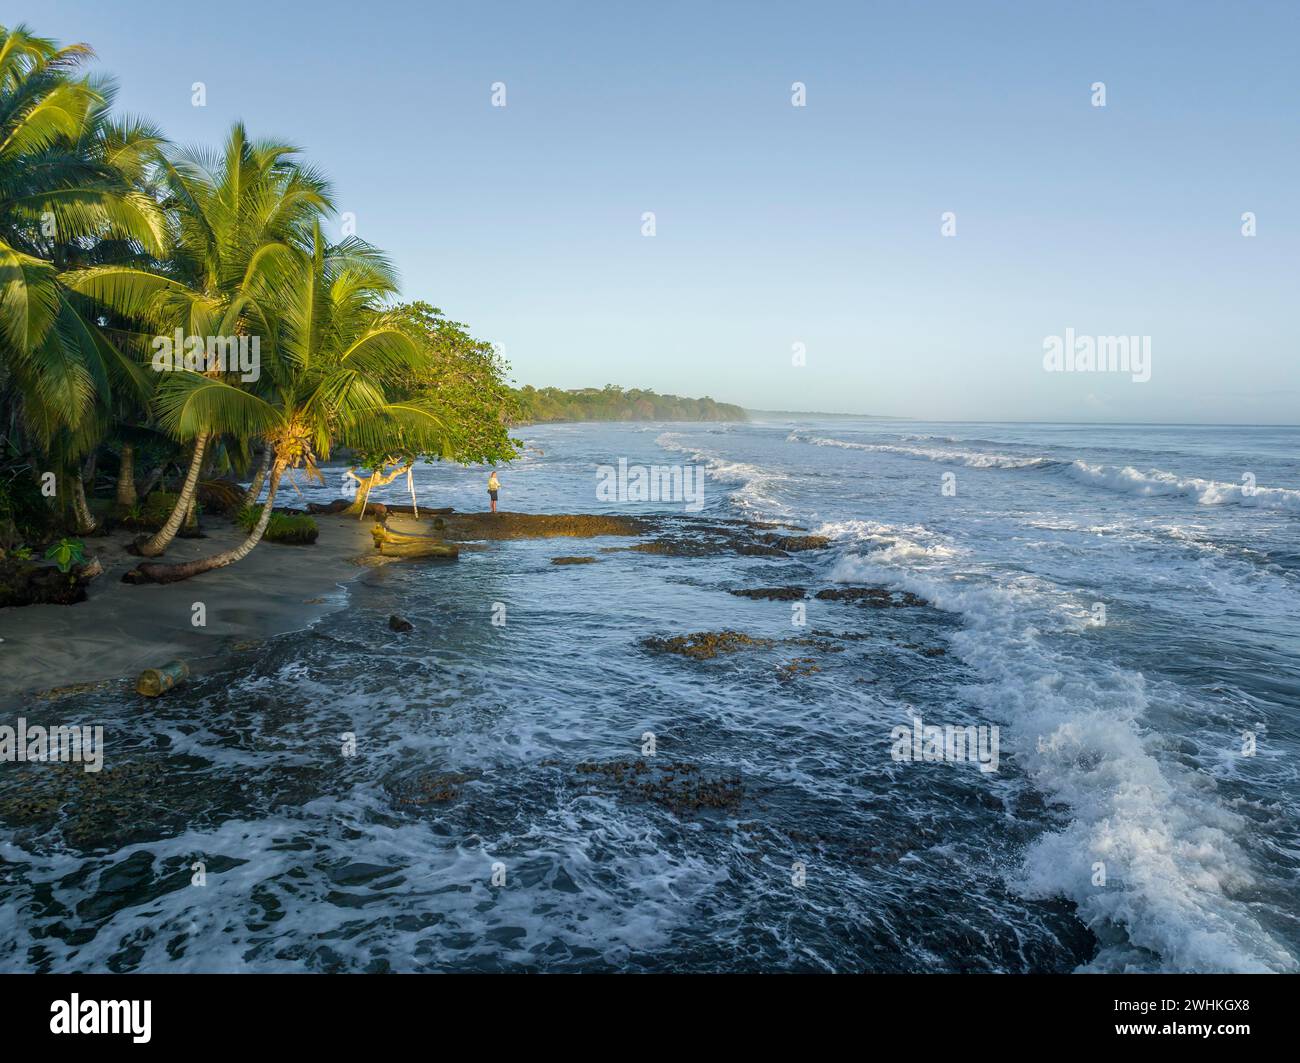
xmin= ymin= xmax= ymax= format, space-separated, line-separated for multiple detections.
xmin=28 ymin=0 xmax=1300 ymax=423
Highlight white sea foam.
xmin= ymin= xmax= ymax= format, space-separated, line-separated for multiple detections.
xmin=788 ymin=432 xmax=1053 ymax=470
xmin=1064 ymin=460 xmax=1300 ymax=512
xmin=814 ymin=518 xmax=961 ymax=565
xmin=827 ymin=546 xmax=1298 ymax=973
xmin=657 ymin=432 xmax=791 ymax=514
xmin=789 ymin=432 xmax=1300 ymax=512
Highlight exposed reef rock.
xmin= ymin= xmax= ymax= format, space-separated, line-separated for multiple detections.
xmin=389 ymin=770 xmax=480 ymax=806
xmin=757 ymin=533 xmax=830 ymax=552
xmin=728 ymin=586 xmax=806 ymax=600
xmin=441 ymin=512 xmax=650 ymax=541
xmin=568 ymin=759 xmax=743 ymax=815
xmin=777 ymin=657 xmax=821 ymax=680
xmin=641 ymin=630 xmax=775 ymax=659
xmin=815 ymin=587 xmax=928 ymax=607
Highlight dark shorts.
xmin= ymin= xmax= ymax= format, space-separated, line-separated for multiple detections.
xmin=488 ymin=490 xmax=498 ymax=501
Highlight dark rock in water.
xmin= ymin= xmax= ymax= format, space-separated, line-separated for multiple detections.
xmin=551 ymin=555 xmax=597 ymax=565
xmin=328 ymin=862 xmax=399 ymax=886
xmin=628 ymin=536 xmax=721 ymax=557
xmin=758 ymin=533 xmax=830 ymax=551
xmin=641 ymin=630 xmax=774 ymax=659
xmin=816 ymin=586 xmax=891 ymax=603
xmin=734 ymin=542 xmax=788 ymax=557
xmin=784 ymin=637 xmax=845 ymax=654
xmin=568 ymin=759 xmax=743 ymax=815
xmin=389 ymin=770 xmax=479 ymax=806
xmin=388 ymin=614 xmax=414 ymax=632
xmin=901 ymin=644 xmax=947 ymax=657
xmin=729 ymin=586 xmax=806 ymax=600
xmin=777 ymin=657 xmax=821 ymax=680
xmin=75 ymin=850 xmax=156 ymax=923
xmin=815 ymin=586 xmax=928 ymax=607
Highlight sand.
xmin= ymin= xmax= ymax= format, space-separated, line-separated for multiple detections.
xmin=0 ymin=509 xmax=656 ymax=707
xmin=0 ymin=513 xmax=377 ymax=706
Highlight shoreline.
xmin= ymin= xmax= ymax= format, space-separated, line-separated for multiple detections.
xmin=0 ymin=513 xmax=379 ymax=706
xmin=0 ymin=507 xmax=809 ymax=705
xmin=0 ymin=509 xmax=662 ymax=705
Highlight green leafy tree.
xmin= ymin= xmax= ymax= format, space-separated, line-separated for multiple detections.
xmin=343 ymin=301 xmax=520 ymax=510
xmin=510 ymin=385 xmax=745 ymax=424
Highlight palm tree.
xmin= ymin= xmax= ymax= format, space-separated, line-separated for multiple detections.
xmin=66 ymin=121 xmax=331 ymax=555
xmin=124 ymin=224 xmax=448 ymax=583
xmin=0 ymin=24 xmax=165 ymax=526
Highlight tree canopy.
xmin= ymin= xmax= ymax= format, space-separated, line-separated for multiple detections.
xmin=511 ymin=385 xmax=746 ymax=425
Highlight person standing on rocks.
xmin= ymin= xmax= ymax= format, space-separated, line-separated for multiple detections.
xmin=487 ymin=470 xmax=501 ymax=515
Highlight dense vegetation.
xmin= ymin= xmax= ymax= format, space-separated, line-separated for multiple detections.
xmin=0 ymin=22 xmax=747 ymax=591
xmin=0 ymin=23 xmax=518 ymax=584
xmin=512 ymin=385 xmax=746 ymax=424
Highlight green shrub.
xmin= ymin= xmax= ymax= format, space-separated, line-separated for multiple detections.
xmin=198 ymin=478 xmax=244 ymax=515
xmin=44 ymin=537 xmax=86 ymax=573
xmin=237 ymin=506 xmax=319 ymax=545
xmin=0 ymin=467 xmax=57 ymax=546
xmin=139 ymin=491 xmax=182 ymax=528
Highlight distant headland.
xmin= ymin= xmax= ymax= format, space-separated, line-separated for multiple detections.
xmin=511 ymin=385 xmax=747 ymax=424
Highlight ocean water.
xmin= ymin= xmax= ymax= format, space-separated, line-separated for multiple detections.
xmin=1 ymin=417 xmax=1297 ymax=973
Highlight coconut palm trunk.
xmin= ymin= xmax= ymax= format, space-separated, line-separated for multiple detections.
xmin=71 ymin=471 xmax=98 ymax=533
xmin=115 ymin=443 xmax=138 ymax=506
xmin=129 ymin=459 xmax=287 ymax=584
xmin=136 ymin=432 xmax=209 ymax=556
xmin=241 ymin=447 xmax=272 ymax=508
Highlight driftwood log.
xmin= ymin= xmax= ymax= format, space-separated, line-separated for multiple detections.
xmin=136 ymin=659 xmax=190 ymax=697
xmin=371 ymin=521 xmax=458 ymax=559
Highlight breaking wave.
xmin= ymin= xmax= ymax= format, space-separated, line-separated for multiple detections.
xmin=788 ymin=433 xmax=1300 ymax=512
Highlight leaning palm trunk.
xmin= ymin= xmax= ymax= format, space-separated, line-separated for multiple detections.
xmin=115 ymin=444 xmax=138 ymax=506
xmin=240 ymin=447 xmax=272 ymax=509
xmin=137 ymin=432 xmax=209 ymax=556
xmin=71 ymin=472 xmax=98 ymax=533
xmin=129 ymin=460 xmax=287 ymax=584
xmin=180 ymin=492 xmax=201 ymax=536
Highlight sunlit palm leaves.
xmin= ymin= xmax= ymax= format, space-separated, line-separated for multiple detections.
xmin=0 ymin=22 xmax=164 ymax=450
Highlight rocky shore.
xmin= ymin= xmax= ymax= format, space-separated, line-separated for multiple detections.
xmin=0 ymin=504 xmax=927 ymax=707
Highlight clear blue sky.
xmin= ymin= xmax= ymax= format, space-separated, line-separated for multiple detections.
xmin=33 ymin=1 xmax=1300 ymax=422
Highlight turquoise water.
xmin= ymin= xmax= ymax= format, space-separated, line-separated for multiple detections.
xmin=1 ymin=418 xmax=1297 ymax=972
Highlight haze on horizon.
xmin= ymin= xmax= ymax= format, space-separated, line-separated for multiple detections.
xmin=38 ymin=0 xmax=1300 ymax=425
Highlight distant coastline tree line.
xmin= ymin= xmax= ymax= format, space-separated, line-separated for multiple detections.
xmin=511 ymin=385 xmax=746 ymax=424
